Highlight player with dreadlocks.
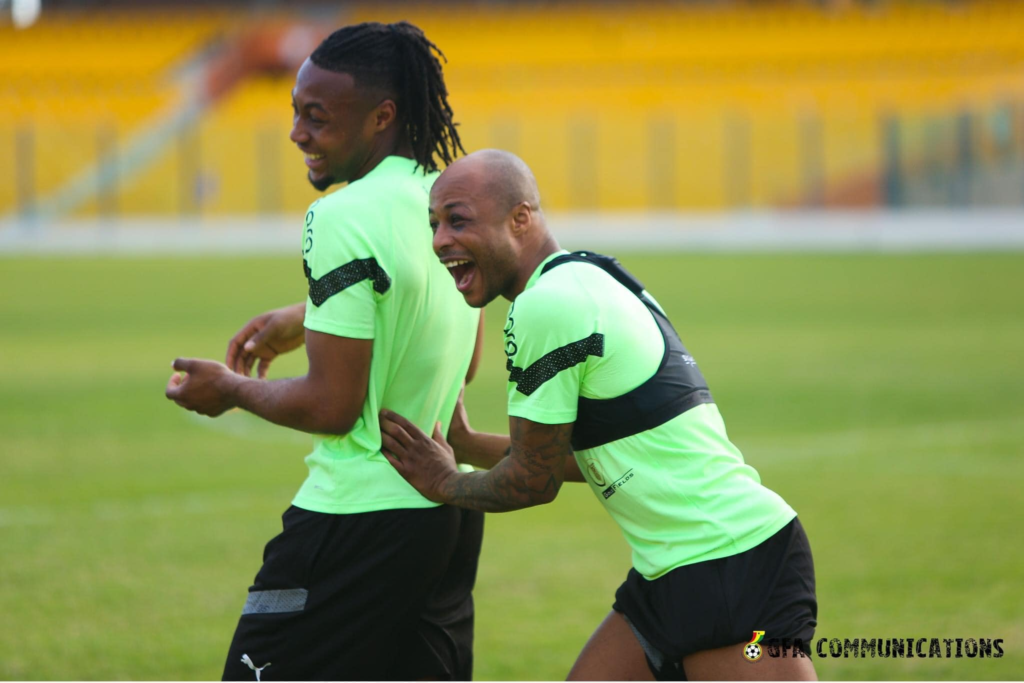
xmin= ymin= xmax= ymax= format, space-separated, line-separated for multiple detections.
xmin=165 ymin=22 xmax=485 ymax=680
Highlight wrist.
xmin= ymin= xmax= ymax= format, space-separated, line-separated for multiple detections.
xmin=218 ymin=370 xmax=246 ymax=409
xmin=434 ymin=468 xmax=462 ymax=505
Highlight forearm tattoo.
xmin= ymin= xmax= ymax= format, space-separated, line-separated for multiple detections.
xmin=441 ymin=421 xmax=574 ymax=512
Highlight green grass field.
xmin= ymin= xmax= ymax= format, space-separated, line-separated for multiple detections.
xmin=1 ymin=252 xmax=1022 ymax=680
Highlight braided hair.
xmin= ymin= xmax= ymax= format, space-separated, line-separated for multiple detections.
xmin=310 ymin=21 xmax=464 ymax=173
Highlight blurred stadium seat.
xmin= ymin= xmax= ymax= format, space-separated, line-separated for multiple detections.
xmin=1 ymin=1 xmax=1022 ymax=218
xmin=0 ymin=10 xmax=227 ymax=216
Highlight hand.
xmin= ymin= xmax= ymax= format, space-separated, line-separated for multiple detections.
xmin=225 ymin=303 xmax=306 ymax=378
xmin=379 ymin=409 xmax=459 ymax=503
xmin=165 ymin=358 xmax=239 ymax=417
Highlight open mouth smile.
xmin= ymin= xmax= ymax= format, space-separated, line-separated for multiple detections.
xmin=444 ymin=258 xmax=476 ymax=293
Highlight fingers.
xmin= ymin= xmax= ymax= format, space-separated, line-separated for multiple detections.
xmin=379 ymin=409 xmax=419 ymax=434
xmin=225 ymin=333 xmax=245 ymax=371
xmin=234 ymin=341 xmax=255 ymax=377
xmin=172 ymin=357 xmax=194 ymax=373
xmin=382 ymin=448 xmax=405 ymax=474
xmin=247 ymin=325 xmax=270 ymax=353
xmin=237 ymin=349 xmax=251 ymax=376
xmin=432 ymin=422 xmax=445 ymax=443
xmin=225 ymin=319 xmax=260 ymax=370
xmin=381 ymin=431 xmax=405 ymax=461
xmin=380 ymin=410 xmax=418 ymax=446
xmin=231 ymin=334 xmax=278 ymax=378
xmin=165 ymin=372 xmax=182 ymax=397
xmin=225 ymin=343 xmax=239 ymax=371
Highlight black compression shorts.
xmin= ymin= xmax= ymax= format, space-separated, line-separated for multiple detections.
xmin=613 ymin=517 xmax=817 ymax=681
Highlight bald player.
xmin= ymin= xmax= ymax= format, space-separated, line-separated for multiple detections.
xmin=380 ymin=150 xmax=819 ymax=681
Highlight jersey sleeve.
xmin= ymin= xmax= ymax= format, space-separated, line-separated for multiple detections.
xmin=300 ymin=199 xmax=389 ymax=340
xmin=504 ymin=291 xmax=603 ymax=425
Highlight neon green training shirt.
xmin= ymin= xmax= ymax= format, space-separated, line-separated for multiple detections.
xmin=505 ymin=251 xmax=796 ymax=579
xmin=293 ymin=156 xmax=478 ymax=514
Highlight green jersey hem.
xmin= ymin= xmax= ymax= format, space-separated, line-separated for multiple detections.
xmin=641 ymin=509 xmax=797 ymax=580
xmin=303 ymin=319 xmax=375 ymax=340
xmin=291 ymin=494 xmax=442 ymax=515
xmin=508 ymin=405 xmax=578 ymax=424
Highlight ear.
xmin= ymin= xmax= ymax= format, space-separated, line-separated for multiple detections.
xmin=371 ymin=99 xmax=398 ymax=133
xmin=509 ymin=202 xmax=532 ymax=236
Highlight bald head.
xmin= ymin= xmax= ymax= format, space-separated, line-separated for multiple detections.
xmin=442 ymin=149 xmax=541 ymax=214
xmin=428 ymin=149 xmax=559 ymax=307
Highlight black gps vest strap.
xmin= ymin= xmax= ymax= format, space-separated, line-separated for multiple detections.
xmin=540 ymin=251 xmax=714 ymax=451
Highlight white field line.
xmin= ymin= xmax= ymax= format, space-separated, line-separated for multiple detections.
xmin=1 ymin=415 xmax=1019 ymax=529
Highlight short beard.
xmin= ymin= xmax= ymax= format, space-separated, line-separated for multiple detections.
xmin=474 ymin=251 xmax=521 ymax=308
xmin=308 ymin=172 xmax=335 ymax=192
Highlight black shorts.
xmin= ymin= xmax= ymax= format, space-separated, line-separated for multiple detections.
xmin=612 ymin=517 xmax=817 ymax=681
xmin=221 ymin=505 xmax=484 ymax=681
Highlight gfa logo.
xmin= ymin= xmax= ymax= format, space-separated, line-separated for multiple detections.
xmin=743 ymin=631 xmax=766 ymax=662
xmin=584 ymin=458 xmax=607 ymax=486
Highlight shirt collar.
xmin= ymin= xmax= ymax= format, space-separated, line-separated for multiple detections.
xmin=522 ymin=249 xmax=570 ymax=293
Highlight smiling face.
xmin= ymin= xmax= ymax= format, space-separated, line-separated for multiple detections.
xmin=289 ymin=59 xmax=392 ymax=191
xmin=429 ymin=161 xmax=522 ymax=308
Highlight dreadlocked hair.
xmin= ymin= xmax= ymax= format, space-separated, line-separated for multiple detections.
xmin=310 ymin=21 xmax=464 ymax=173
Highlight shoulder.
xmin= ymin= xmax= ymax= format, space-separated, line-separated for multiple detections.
xmin=517 ymin=261 xmax=618 ymax=319
xmin=308 ymin=184 xmax=378 ymax=224
xmin=303 ymin=187 xmax=384 ymax=259
xmin=509 ymin=265 xmax=603 ymax=346
xmin=353 ymin=158 xmax=437 ymax=207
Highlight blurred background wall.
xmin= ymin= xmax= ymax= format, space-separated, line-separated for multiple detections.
xmin=1 ymin=0 xmax=1023 ymax=224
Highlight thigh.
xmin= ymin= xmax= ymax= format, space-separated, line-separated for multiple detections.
xmin=568 ymin=611 xmax=655 ymax=682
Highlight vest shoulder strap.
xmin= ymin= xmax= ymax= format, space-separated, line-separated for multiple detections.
xmin=540 ymin=251 xmax=646 ymax=297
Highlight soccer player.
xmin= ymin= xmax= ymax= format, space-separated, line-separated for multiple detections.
xmin=165 ymin=23 xmax=483 ymax=680
xmin=379 ymin=150 xmax=819 ymax=681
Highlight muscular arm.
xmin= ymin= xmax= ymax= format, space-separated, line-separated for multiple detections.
xmin=441 ymin=418 xmax=572 ymax=511
xmin=232 ymin=330 xmax=370 ymax=433
xmin=168 ymin=329 xmax=371 ymax=435
xmin=450 ymin=423 xmax=586 ymax=482
xmin=381 ymin=414 xmax=582 ymax=512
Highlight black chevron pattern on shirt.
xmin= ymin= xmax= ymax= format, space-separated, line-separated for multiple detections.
xmin=303 ymin=258 xmax=391 ymax=307
xmin=507 ymin=333 xmax=605 ymax=396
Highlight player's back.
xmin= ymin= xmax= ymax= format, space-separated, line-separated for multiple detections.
xmin=295 ymin=155 xmax=478 ymax=514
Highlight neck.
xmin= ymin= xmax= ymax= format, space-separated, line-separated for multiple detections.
xmin=505 ymin=233 xmax=561 ymax=301
xmin=350 ymin=132 xmax=414 ymax=182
